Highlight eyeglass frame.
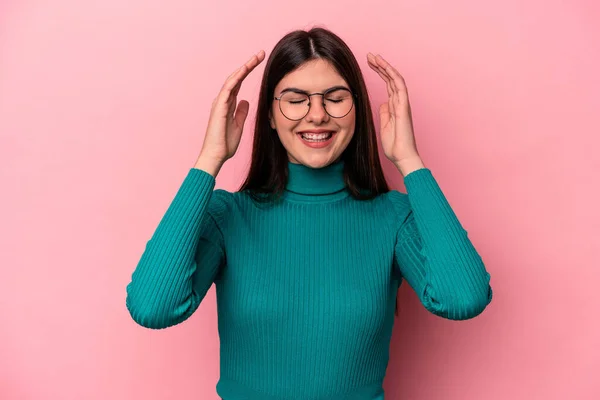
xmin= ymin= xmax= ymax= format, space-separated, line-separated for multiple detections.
xmin=273 ymin=87 xmax=358 ymax=121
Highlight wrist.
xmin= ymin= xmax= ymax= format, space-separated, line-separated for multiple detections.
xmin=193 ymin=155 xmax=224 ymax=178
xmin=394 ymin=156 xmax=425 ymax=177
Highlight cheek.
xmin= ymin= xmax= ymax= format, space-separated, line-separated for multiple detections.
xmin=273 ymin=117 xmax=298 ymax=145
xmin=277 ymin=117 xmax=298 ymax=136
xmin=272 ymin=109 xmax=290 ymax=128
xmin=340 ymin=113 xmax=356 ymax=137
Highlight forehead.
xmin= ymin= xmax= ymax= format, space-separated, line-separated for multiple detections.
xmin=275 ymin=59 xmax=348 ymax=92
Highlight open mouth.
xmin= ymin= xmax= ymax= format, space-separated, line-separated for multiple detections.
xmin=296 ymin=131 xmax=335 ymax=143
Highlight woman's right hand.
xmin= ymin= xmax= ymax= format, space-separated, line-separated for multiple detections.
xmin=198 ymin=50 xmax=266 ymax=168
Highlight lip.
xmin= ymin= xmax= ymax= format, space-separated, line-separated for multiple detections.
xmin=296 ymin=130 xmax=337 ymax=148
xmin=297 ymin=129 xmax=336 ymax=134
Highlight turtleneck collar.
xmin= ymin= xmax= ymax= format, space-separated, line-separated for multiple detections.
xmin=283 ymin=159 xmax=349 ymax=203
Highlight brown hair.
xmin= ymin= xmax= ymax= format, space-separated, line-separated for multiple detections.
xmin=238 ymin=26 xmax=391 ymax=202
xmin=237 ymin=27 xmax=400 ymax=316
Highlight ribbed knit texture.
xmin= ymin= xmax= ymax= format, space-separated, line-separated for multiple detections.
xmin=126 ymin=159 xmax=493 ymax=400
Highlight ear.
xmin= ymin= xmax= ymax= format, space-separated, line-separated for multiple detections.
xmin=269 ymin=112 xmax=276 ymax=129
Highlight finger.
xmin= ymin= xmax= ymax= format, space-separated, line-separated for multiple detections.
xmin=371 ymin=63 xmax=394 ymax=98
xmin=368 ymin=54 xmax=403 ymax=112
xmin=374 ymin=54 xmax=407 ymax=95
xmin=238 ymin=50 xmax=265 ymax=81
xmin=231 ymin=56 xmax=260 ymax=97
xmin=368 ymin=53 xmax=396 ymax=95
xmin=222 ymin=64 xmax=248 ymax=94
xmin=369 ymin=54 xmax=395 ymax=98
xmin=367 ymin=53 xmax=394 ymax=97
xmin=371 ymin=54 xmax=398 ymax=94
xmin=221 ymin=66 xmax=244 ymax=94
xmin=226 ymin=66 xmax=242 ymax=82
xmin=229 ymin=66 xmax=249 ymax=98
xmin=224 ymin=50 xmax=266 ymax=99
xmin=228 ymin=50 xmax=265 ymax=92
xmin=372 ymin=55 xmax=408 ymax=111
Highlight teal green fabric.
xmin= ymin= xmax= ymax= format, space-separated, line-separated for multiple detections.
xmin=126 ymin=159 xmax=493 ymax=400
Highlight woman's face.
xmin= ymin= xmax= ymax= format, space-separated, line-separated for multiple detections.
xmin=269 ymin=58 xmax=356 ymax=169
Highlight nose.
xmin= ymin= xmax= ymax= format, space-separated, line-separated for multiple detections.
xmin=305 ymin=95 xmax=329 ymax=123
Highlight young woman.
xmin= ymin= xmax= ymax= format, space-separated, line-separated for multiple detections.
xmin=126 ymin=27 xmax=493 ymax=400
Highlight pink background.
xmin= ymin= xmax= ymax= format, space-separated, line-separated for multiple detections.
xmin=1 ymin=1 xmax=599 ymax=399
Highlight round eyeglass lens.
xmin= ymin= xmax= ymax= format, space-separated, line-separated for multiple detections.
xmin=279 ymin=89 xmax=354 ymax=120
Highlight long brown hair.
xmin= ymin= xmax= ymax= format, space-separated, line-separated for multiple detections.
xmin=238 ymin=27 xmax=400 ymax=316
xmin=238 ymin=26 xmax=390 ymax=202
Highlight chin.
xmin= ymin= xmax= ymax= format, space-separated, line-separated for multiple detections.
xmin=286 ymin=131 xmax=350 ymax=167
xmin=295 ymin=155 xmax=337 ymax=169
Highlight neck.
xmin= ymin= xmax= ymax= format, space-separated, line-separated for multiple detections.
xmin=283 ymin=159 xmax=349 ymax=203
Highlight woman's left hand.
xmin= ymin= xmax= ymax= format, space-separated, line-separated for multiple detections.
xmin=366 ymin=53 xmax=421 ymax=169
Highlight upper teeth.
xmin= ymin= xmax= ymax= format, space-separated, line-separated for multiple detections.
xmin=301 ymin=132 xmax=332 ymax=138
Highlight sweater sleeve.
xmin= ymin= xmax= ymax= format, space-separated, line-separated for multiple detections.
xmin=126 ymin=167 xmax=227 ymax=329
xmin=389 ymin=168 xmax=493 ymax=321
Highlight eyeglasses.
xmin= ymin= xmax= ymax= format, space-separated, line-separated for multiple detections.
xmin=273 ymin=87 xmax=357 ymax=121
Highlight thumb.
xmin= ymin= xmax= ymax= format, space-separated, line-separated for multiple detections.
xmin=234 ymin=100 xmax=250 ymax=130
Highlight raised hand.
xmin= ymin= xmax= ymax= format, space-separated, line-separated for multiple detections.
xmin=197 ymin=50 xmax=266 ymax=169
xmin=366 ymin=53 xmax=421 ymax=170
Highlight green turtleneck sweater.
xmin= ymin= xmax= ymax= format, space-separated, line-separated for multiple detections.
xmin=125 ymin=160 xmax=493 ymax=400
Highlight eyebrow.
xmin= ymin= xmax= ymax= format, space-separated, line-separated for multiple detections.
xmin=278 ymin=85 xmax=350 ymax=95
